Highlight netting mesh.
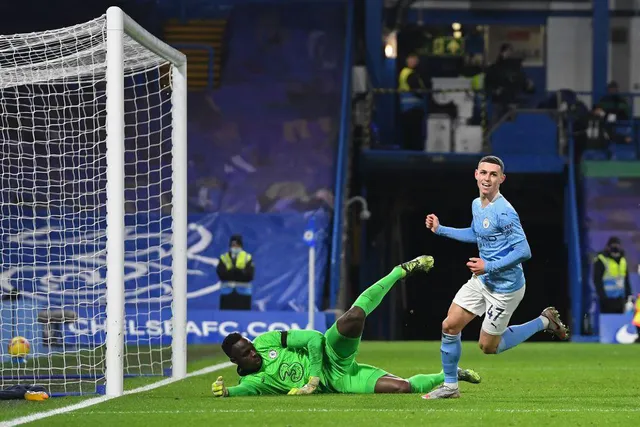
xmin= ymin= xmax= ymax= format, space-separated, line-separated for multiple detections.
xmin=0 ymin=17 xmax=166 ymax=88
xmin=0 ymin=14 xmax=175 ymax=395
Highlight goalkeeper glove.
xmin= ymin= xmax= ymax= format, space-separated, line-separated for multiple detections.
xmin=24 ymin=391 xmax=49 ymax=401
xmin=212 ymin=376 xmax=228 ymax=397
xmin=287 ymin=376 xmax=320 ymax=396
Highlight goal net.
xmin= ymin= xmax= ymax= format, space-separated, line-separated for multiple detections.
xmin=0 ymin=7 xmax=187 ymax=397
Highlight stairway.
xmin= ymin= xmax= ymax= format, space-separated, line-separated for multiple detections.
xmin=163 ymin=19 xmax=226 ymax=90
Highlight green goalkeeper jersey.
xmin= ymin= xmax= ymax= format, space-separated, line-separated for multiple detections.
xmin=227 ymin=330 xmax=326 ymax=397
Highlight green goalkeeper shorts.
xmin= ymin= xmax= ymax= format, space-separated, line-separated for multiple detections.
xmin=321 ymin=323 xmax=387 ymax=394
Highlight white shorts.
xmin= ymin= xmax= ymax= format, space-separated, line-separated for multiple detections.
xmin=452 ymin=275 xmax=525 ymax=336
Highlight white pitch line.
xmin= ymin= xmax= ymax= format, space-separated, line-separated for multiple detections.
xmin=67 ymin=408 xmax=640 ymax=415
xmin=1 ymin=361 xmax=233 ymax=427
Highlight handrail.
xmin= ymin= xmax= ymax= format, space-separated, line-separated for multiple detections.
xmin=328 ymin=0 xmax=355 ymax=309
xmin=570 ymin=90 xmax=637 ymax=118
xmin=573 ymin=90 xmax=640 ymax=96
xmin=550 ymin=89 xmax=639 ymax=158
xmin=566 ymin=121 xmax=583 ymax=337
xmin=171 ymin=43 xmax=215 ymax=90
xmin=368 ymin=87 xmax=491 ymax=149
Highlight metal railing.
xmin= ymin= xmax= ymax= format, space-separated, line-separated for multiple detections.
xmin=364 ymin=87 xmax=489 ymax=150
xmin=328 ymin=0 xmax=355 ymax=310
xmin=566 ymin=90 xmax=640 ymax=159
xmin=573 ymin=90 xmax=640 ymax=118
xmin=566 ymin=121 xmax=584 ymax=338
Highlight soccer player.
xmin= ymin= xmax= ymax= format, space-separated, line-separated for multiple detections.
xmin=211 ymin=256 xmax=481 ymax=397
xmin=422 ymin=155 xmax=569 ymax=400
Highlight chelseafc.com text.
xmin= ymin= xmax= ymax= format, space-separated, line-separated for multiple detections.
xmin=67 ymin=319 xmax=307 ymax=339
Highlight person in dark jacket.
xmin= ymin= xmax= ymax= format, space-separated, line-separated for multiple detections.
xmin=398 ymin=53 xmax=431 ymax=151
xmin=485 ymin=43 xmax=534 ymax=127
xmin=596 ymin=81 xmax=630 ymax=121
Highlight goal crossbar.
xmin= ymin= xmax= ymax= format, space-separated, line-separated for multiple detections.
xmin=111 ymin=7 xmax=186 ymax=68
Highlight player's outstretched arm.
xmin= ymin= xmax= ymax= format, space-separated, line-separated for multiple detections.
xmin=212 ymin=376 xmax=261 ymax=397
xmin=485 ymin=239 xmax=531 ymax=273
xmin=426 ymin=214 xmax=476 ymax=243
xmin=485 ymin=208 xmax=532 ymax=273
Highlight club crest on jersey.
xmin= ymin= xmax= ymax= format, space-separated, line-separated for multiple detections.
xmin=483 ymin=218 xmax=490 ymax=229
xmin=269 ymin=350 xmax=278 ymax=359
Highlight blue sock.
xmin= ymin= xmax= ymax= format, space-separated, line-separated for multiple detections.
xmin=496 ymin=317 xmax=545 ymax=354
xmin=441 ymin=333 xmax=461 ymax=385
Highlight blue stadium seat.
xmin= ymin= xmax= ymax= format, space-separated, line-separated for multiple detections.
xmin=491 ymin=113 xmax=557 ymax=155
xmin=582 ymin=149 xmax=609 ymax=161
xmin=611 ymin=144 xmax=637 ymax=160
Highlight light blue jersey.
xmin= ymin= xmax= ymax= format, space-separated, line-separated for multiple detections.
xmin=436 ymin=193 xmax=531 ymax=293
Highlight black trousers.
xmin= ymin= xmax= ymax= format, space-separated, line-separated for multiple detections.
xmin=401 ymin=108 xmax=425 ymax=151
xmin=220 ymin=289 xmax=252 ymax=310
xmin=600 ymin=298 xmax=625 ymax=314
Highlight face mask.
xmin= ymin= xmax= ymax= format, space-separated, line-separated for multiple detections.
xmin=230 ymin=247 xmax=241 ymax=256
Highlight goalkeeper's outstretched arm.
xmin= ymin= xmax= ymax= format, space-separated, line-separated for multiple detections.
xmin=227 ymin=383 xmax=259 ymax=397
xmin=212 ymin=376 xmax=260 ymax=397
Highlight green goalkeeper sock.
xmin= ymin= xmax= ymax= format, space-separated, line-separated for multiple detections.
xmin=408 ymin=372 xmax=445 ymax=393
xmin=352 ymin=267 xmax=404 ymax=316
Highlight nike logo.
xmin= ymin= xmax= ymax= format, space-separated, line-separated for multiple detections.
xmin=615 ymin=324 xmax=639 ymax=344
xmin=491 ymin=322 xmax=497 ymax=328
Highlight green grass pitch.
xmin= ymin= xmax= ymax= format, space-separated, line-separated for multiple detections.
xmin=2 ymin=341 xmax=638 ymax=426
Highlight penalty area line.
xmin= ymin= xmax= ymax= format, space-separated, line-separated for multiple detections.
xmin=0 ymin=361 xmax=233 ymax=427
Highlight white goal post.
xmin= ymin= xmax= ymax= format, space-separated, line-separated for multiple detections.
xmin=105 ymin=6 xmax=187 ymax=397
xmin=0 ymin=6 xmax=187 ymax=399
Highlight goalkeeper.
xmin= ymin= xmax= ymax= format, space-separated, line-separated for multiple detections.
xmin=212 ymin=256 xmax=481 ymax=397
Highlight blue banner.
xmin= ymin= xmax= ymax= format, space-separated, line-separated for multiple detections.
xmin=599 ymin=313 xmax=638 ymax=344
xmin=1 ymin=300 xmax=327 ymax=356
xmin=1 ymin=207 xmax=331 ymax=361
xmin=62 ymin=309 xmax=327 ymax=346
xmin=0 ymin=209 xmax=329 ymax=313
